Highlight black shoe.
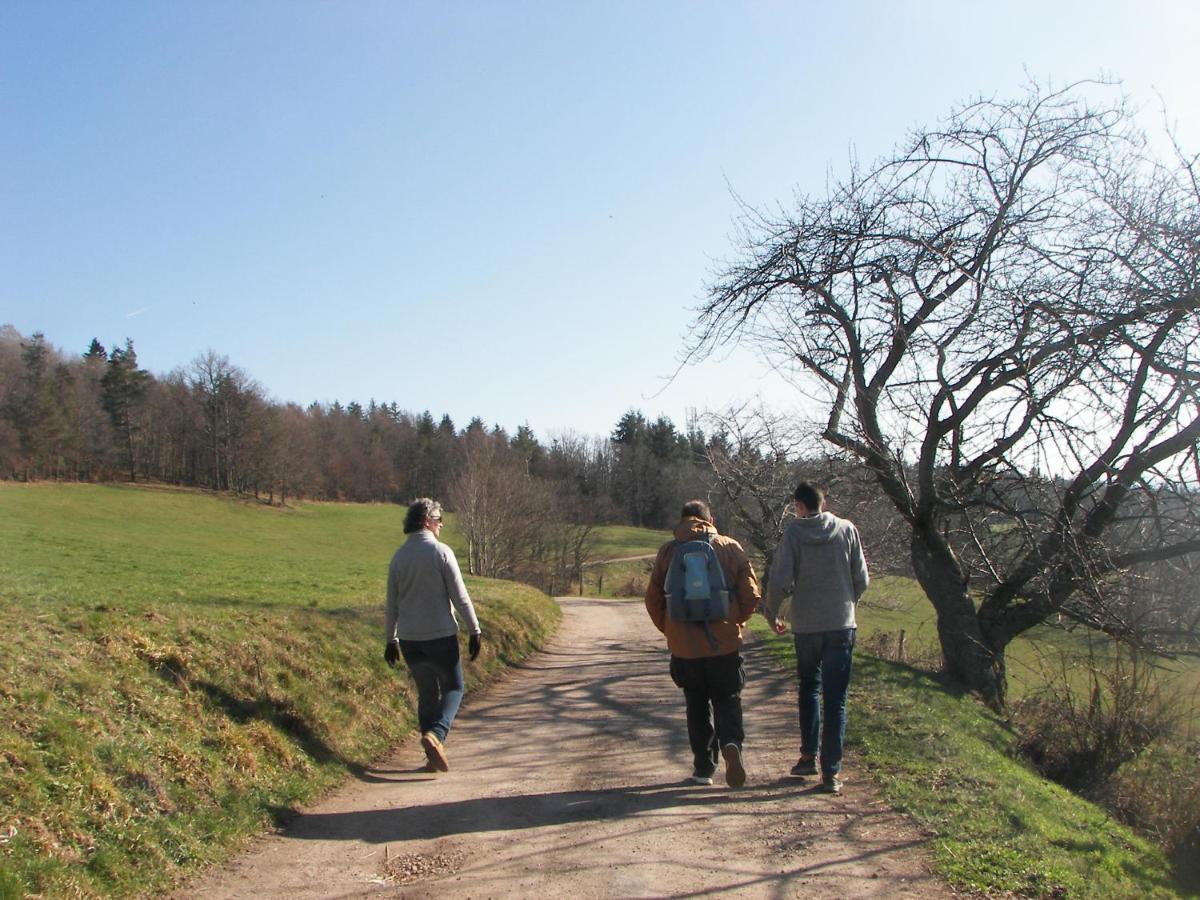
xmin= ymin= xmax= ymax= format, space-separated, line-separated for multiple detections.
xmin=790 ymin=754 xmax=818 ymax=777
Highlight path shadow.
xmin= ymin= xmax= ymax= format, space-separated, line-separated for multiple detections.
xmin=269 ymin=779 xmax=809 ymax=844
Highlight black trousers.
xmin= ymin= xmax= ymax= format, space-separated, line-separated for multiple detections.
xmin=669 ymin=652 xmax=746 ymax=775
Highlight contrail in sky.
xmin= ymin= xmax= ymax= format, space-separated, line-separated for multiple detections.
xmin=125 ymin=306 xmax=153 ymax=318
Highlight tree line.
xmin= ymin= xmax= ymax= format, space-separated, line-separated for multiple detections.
xmin=0 ymin=327 xmax=688 ymax=513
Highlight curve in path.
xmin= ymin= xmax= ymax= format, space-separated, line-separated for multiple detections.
xmin=177 ymin=597 xmax=950 ymax=898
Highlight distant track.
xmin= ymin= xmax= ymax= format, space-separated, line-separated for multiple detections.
xmin=581 ymin=553 xmax=656 ymax=566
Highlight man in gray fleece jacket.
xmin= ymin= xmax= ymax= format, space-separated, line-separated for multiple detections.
xmin=384 ymin=497 xmax=482 ymax=773
xmin=762 ymin=482 xmax=869 ymax=794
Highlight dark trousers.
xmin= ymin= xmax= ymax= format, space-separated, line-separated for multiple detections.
xmin=398 ymin=635 xmax=465 ymax=742
xmin=793 ymin=628 xmax=856 ymax=776
xmin=669 ymin=652 xmax=746 ymax=776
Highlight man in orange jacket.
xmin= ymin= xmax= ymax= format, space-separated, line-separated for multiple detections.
xmin=645 ymin=500 xmax=762 ymax=787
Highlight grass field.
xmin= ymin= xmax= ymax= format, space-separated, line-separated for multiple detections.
xmin=0 ymin=483 xmax=561 ymax=898
xmin=578 ymin=524 xmax=668 ymax=599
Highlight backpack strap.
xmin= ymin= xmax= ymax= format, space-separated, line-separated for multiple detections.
xmin=698 ymin=533 xmax=722 ymax=651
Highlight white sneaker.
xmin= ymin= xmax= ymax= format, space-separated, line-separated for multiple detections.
xmin=687 ymin=771 xmax=714 ymax=785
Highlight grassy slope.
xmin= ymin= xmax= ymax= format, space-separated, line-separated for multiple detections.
xmin=751 ymin=618 xmax=1185 ymax=898
xmin=587 ymin=524 xmax=671 ymax=560
xmin=0 ymin=484 xmax=561 ymax=898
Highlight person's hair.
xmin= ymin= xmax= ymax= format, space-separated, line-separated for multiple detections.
xmin=404 ymin=497 xmax=443 ymax=534
xmin=793 ymin=482 xmax=824 ymax=513
xmin=680 ymin=499 xmax=712 ymax=522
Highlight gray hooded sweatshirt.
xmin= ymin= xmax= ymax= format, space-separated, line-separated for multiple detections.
xmin=764 ymin=512 xmax=869 ymax=633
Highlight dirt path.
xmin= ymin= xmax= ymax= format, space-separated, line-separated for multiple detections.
xmin=583 ymin=554 xmax=656 ymax=565
xmin=177 ymin=597 xmax=950 ymax=898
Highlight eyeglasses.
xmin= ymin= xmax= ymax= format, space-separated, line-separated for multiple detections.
xmin=429 ymin=516 xmax=443 ymax=524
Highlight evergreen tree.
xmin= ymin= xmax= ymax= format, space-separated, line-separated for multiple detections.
xmin=83 ymin=338 xmax=107 ymax=362
xmin=101 ymin=339 xmax=149 ymax=481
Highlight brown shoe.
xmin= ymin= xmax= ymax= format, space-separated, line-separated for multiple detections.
xmin=421 ymin=732 xmax=449 ymax=772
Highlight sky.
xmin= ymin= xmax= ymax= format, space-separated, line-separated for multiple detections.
xmin=3 ymin=1 xmax=1199 ymax=441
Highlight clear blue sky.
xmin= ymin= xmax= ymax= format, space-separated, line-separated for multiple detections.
xmin=4 ymin=1 xmax=1198 ymax=440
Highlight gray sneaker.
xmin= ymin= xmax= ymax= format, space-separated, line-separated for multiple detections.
xmin=819 ymin=773 xmax=843 ymax=794
xmin=722 ymin=743 xmax=746 ymax=788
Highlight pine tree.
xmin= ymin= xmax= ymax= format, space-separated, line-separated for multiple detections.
xmin=101 ymin=339 xmax=149 ymax=481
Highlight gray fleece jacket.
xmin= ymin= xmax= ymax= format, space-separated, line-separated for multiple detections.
xmin=386 ymin=530 xmax=481 ymax=642
xmin=763 ymin=512 xmax=869 ymax=633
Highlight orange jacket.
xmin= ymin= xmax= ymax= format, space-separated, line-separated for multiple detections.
xmin=644 ymin=517 xmax=762 ymax=659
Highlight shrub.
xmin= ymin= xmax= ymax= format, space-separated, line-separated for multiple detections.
xmin=1012 ymin=644 xmax=1178 ymax=792
xmin=1011 ymin=640 xmax=1199 ymax=889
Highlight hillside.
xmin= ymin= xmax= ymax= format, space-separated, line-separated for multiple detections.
xmin=0 ymin=483 xmax=561 ymax=897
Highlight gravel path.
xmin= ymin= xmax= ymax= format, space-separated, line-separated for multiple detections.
xmin=176 ymin=597 xmax=951 ymax=898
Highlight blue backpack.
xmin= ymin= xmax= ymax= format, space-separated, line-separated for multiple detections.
xmin=665 ymin=535 xmax=731 ymax=648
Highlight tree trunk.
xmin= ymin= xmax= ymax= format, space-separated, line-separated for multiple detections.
xmin=909 ymin=528 xmax=1005 ymax=709
xmin=124 ymin=421 xmax=136 ymax=483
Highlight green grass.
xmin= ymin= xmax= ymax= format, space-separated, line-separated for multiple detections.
xmin=587 ymin=524 xmax=671 ymax=560
xmin=0 ymin=483 xmax=561 ymax=898
xmin=580 ymin=524 xmax=669 ymax=598
xmin=750 ymin=619 xmax=1188 ymax=898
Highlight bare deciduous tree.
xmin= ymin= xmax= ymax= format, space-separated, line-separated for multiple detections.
xmin=693 ymin=81 xmax=1200 ymax=707
xmin=450 ymin=428 xmax=550 ymax=580
xmin=700 ymin=401 xmax=805 ymax=571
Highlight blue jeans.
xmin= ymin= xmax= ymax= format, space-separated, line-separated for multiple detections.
xmin=794 ymin=628 xmax=856 ymax=776
xmin=398 ymin=635 xmax=464 ymax=742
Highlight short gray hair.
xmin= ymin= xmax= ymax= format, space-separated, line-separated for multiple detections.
xmin=404 ymin=497 xmax=443 ymax=534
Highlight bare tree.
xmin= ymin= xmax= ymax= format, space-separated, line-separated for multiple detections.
xmin=449 ymin=427 xmax=550 ymax=580
xmin=700 ymin=401 xmax=805 ymax=570
xmin=693 ymin=81 xmax=1200 ymax=707
xmin=701 ymin=402 xmax=911 ymax=575
xmin=189 ymin=351 xmax=262 ymax=492
xmin=542 ymin=487 xmax=599 ymax=595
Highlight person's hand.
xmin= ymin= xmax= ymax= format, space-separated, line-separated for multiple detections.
xmin=384 ymin=641 xmax=400 ymax=668
xmin=468 ymin=632 xmax=482 ymax=661
xmin=772 ymin=620 xmax=788 ymax=636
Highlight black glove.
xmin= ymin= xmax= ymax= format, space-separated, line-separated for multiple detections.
xmin=468 ymin=632 xmax=482 ymax=661
xmin=384 ymin=641 xmax=400 ymax=668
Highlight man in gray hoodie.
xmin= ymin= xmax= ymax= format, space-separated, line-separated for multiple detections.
xmin=384 ymin=498 xmax=482 ymax=773
xmin=761 ymin=482 xmax=869 ymax=794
